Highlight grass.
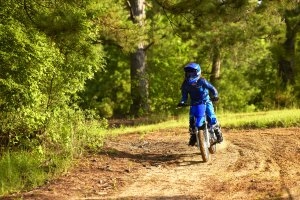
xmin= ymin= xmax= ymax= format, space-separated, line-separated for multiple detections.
xmin=0 ymin=149 xmax=72 ymax=196
xmin=106 ymin=109 xmax=300 ymax=136
xmin=0 ymin=151 xmax=48 ymax=195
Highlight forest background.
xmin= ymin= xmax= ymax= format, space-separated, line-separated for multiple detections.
xmin=0 ymin=0 xmax=300 ymax=195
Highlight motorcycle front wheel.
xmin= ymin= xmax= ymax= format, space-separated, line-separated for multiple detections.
xmin=196 ymin=129 xmax=210 ymax=162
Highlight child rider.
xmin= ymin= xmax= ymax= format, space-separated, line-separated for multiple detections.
xmin=177 ymin=62 xmax=223 ymax=146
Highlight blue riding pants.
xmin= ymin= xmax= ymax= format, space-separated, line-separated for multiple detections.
xmin=189 ymin=101 xmax=218 ymax=129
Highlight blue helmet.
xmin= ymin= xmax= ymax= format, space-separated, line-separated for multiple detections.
xmin=184 ymin=62 xmax=201 ymax=84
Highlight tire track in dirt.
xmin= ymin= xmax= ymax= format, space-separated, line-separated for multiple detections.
xmin=103 ymin=127 xmax=300 ymax=200
xmin=2 ymin=127 xmax=300 ymax=200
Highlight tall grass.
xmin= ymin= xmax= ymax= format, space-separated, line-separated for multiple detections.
xmin=219 ymin=109 xmax=300 ymax=129
xmin=0 ymin=151 xmax=46 ymax=195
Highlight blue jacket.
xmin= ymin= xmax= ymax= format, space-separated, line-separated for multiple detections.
xmin=180 ymin=78 xmax=218 ymax=105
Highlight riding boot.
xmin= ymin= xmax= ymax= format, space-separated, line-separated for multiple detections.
xmin=188 ymin=127 xmax=197 ymax=146
xmin=188 ymin=133 xmax=196 ymax=146
xmin=214 ymin=126 xmax=223 ymax=143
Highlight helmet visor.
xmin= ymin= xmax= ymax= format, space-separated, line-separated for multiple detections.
xmin=185 ymin=71 xmax=198 ymax=78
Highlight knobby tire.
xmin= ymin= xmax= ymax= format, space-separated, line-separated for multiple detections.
xmin=209 ymin=143 xmax=217 ymax=154
xmin=197 ymin=129 xmax=209 ymax=162
xmin=209 ymin=132 xmax=217 ymax=154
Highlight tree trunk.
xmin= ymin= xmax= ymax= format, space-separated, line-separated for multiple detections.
xmin=278 ymin=10 xmax=298 ymax=86
xmin=130 ymin=48 xmax=149 ymax=115
xmin=210 ymin=45 xmax=221 ymax=86
xmin=128 ymin=0 xmax=149 ymax=116
xmin=278 ymin=27 xmax=296 ymax=86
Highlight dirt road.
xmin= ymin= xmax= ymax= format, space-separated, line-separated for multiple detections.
xmin=2 ymin=127 xmax=300 ymax=200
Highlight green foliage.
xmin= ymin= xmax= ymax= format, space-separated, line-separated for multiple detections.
xmin=147 ymin=14 xmax=196 ymax=112
xmin=0 ymin=0 xmax=106 ymax=148
xmin=0 ymin=1 xmax=116 ymax=194
xmin=149 ymin=0 xmax=300 ymax=114
xmin=88 ymin=0 xmax=141 ymax=52
xmin=76 ymin=0 xmax=142 ymax=117
xmin=78 ymin=46 xmax=132 ymax=117
xmin=0 ymin=19 xmax=60 ymax=146
xmin=215 ymin=39 xmax=268 ymax=112
xmin=43 ymin=107 xmax=108 ymax=154
xmin=0 ymin=20 xmax=59 ymax=110
xmin=77 ymin=0 xmax=300 ymax=117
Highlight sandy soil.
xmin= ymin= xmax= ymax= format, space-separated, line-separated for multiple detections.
xmin=2 ymin=127 xmax=300 ymax=200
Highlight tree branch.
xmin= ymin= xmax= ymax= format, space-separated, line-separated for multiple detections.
xmin=23 ymin=0 xmax=36 ymax=25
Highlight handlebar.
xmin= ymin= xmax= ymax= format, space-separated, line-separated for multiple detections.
xmin=176 ymin=98 xmax=218 ymax=109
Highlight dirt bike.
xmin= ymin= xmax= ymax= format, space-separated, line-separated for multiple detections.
xmin=178 ymin=103 xmax=218 ymax=162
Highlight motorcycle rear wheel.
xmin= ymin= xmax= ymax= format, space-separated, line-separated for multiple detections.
xmin=209 ymin=143 xmax=216 ymax=154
